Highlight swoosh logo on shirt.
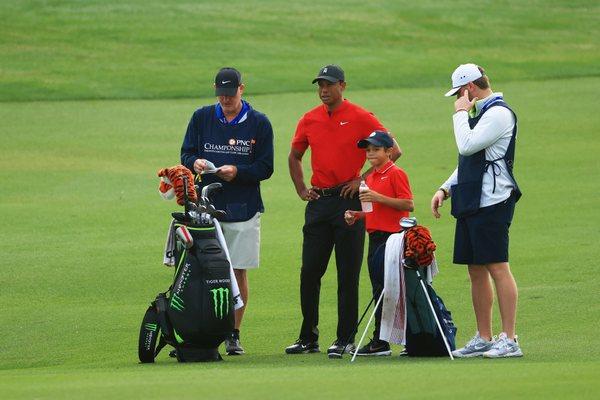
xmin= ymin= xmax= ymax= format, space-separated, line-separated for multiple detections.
xmin=381 ymin=176 xmax=388 ymax=180
xmin=340 ymin=121 xmax=349 ymax=126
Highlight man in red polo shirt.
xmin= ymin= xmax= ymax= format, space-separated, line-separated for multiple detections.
xmin=344 ymin=131 xmax=414 ymax=356
xmin=286 ymin=64 xmax=401 ymax=358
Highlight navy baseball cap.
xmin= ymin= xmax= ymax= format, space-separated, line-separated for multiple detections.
xmin=358 ymin=131 xmax=394 ymax=148
xmin=215 ymin=67 xmax=241 ymax=96
xmin=312 ymin=64 xmax=345 ymax=84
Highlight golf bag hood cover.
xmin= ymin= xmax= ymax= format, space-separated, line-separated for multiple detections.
xmin=157 ymin=165 xmax=197 ymax=206
xmin=404 ymin=225 xmax=436 ymax=267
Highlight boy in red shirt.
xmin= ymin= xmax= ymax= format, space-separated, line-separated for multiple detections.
xmin=345 ymin=131 xmax=414 ymax=356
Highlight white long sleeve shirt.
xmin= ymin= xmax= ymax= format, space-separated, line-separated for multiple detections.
xmin=441 ymin=93 xmax=516 ymax=208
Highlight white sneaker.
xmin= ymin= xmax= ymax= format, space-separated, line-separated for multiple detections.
xmin=483 ymin=332 xmax=523 ymax=358
xmin=452 ymin=332 xmax=495 ymax=358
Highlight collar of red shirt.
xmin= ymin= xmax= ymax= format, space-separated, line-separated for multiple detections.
xmin=373 ymin=160 xmax=394 ymax=175
xmin=321 ymin=99 xmax=349 ymax=116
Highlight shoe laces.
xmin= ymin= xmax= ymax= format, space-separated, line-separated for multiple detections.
xmin=491 ymin=334 xmax=512 ymax=350
xmin=465 ymin=333 xmax=495 ymax=350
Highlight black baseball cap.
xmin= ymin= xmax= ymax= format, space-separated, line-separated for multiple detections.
xmin=312 ymin=64 xmax=345 ymax=84
xmin=215 ymin=67 xmax=241 ymax=96
xmin=358 ymin=131 xmax=394 ymax=148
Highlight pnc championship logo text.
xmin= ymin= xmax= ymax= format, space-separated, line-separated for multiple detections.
xmin=204 ymin=138 xmax=255 ymax=156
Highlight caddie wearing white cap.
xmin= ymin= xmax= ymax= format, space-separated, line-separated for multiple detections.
xmin=431 ymin=63 xmax=523 ymax=358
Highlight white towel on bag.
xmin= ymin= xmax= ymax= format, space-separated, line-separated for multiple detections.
xmin=379 ymin=232 xmax=407 ymax=345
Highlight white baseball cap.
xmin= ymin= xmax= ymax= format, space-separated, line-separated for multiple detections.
xmin=444 ymin=63 xmax=483 ymax=97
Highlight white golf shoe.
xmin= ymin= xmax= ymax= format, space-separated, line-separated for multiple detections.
xmin=483 ymin=332 xmax=523 ymax=358
xmin=452 ymin=331 xmax=495 ymax=358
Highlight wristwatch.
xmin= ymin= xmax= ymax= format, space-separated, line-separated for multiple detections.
xmin=439 ymin=187 xmax=449 ymax=199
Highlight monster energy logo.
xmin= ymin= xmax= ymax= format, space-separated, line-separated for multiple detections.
xmin=144 ymin=323 xmax=158 ymax=332
xmin=210 ymin=287 xmax=230 ymax=319
xmin=170 ymin=293 xmax=185 ymax=311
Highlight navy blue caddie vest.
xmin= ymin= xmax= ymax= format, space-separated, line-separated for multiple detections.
xmin=450 ymin=99 xmax=522 ymax=219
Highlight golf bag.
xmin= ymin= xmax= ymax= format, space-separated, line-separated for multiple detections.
xmin=371 ymin=225 xmax=457 ymax=357
xmin=138 ymin=181 xmax=234 ymax=363
xmin=403 ymin=266 xmax=457 ymax=356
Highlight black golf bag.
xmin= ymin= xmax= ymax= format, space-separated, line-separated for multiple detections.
xmin=138 ymin=181 xmax=234 ymax=363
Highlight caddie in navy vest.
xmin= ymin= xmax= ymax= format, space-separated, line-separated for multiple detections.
xmin=430 ymin=63 xmax=523 ymax=359
xmin=181 ymin=67 xmax=274 ymax=356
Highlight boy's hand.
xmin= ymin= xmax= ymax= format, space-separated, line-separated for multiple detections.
xmin=358 ymin=189 xmax=381 ymax=203
xmin=344 ymin=210 xmax=362 ymax=225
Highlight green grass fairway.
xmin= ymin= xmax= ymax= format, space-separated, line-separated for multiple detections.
xmin=2 ymin=0 xmax=600 ymax=398
xmin=1 ymin=77 xmax=599 ymax=399
xmin=1 ymin=0 xmax=598 ymax=101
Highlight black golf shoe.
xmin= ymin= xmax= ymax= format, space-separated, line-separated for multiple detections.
xmin=327 ymin=341 xmax=356 ymax=359
xmin=224 ymin=330 xmax=245 ymax=355
xmin=285 ymin=339 xmax=320 ymax=354
xmin=354 ymin=338 xmax=391 ymax=356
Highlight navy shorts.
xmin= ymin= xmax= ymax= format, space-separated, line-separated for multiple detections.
xmin=453 ymin=194 xmax=516 ymax=265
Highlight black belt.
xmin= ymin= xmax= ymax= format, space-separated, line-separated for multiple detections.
xmin=313 ymin=186 xmax=343 ymax=197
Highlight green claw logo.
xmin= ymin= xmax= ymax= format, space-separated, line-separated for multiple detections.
xmin=210 ymin=287 xmax=230 ymax=319
xmin=170 ymin=293 xmax=185 ymax=311
xmin=144 ymin=323 xmax=158 ymax=331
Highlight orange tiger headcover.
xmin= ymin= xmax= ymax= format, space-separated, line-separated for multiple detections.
xmin=157 ymin=165 xmax=198 ymax=206
xmin=404 ymin=225 xmax=437 ymax=267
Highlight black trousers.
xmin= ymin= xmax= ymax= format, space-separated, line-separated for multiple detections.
xmin=367 ymin=230 xmax=394 ymax=340
xmin=299 ymin=195 xmax=365 ymax=343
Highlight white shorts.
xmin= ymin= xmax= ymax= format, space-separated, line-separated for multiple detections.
xmin=220 ymin=212 xmax=261 ymax=270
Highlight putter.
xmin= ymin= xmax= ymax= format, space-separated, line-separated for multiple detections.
xmin=400 ymin=217 xmax=417 ymax=230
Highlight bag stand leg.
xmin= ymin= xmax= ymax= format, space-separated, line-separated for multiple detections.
xmin=351 ymin=290 xmax=385 ymax=363
xmin=340 ymin=293 xmax=377 ymax=357
xmin=415 ymin=270 xmax=454 ymax=360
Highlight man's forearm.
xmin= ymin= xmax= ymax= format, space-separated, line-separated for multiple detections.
xmin=288 ymin=151 xmax=307 ymax=194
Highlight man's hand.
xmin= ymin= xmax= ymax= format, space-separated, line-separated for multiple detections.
xmin=358 ymin=188 xmax=382 ymax=203
xmin=340 ymin=178 xmax=361 ymax=198
xmin=217 ymin=165 xmax=237 ymax=182
xmin=431 ymin=190 xmax=446 ymax=219
xmin=298 ymin=187 xmax=320 ymax=201
xmin=454 ymin=89 xmax=477 ymax=113
xmin=193 ymin=159 xmax=208 ymax=174
xmin=344 ymin=210 xmax=363 ymax=226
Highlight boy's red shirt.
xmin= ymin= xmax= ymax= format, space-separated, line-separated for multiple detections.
xmin=365 ymin=160 xmax=413 ymax=233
